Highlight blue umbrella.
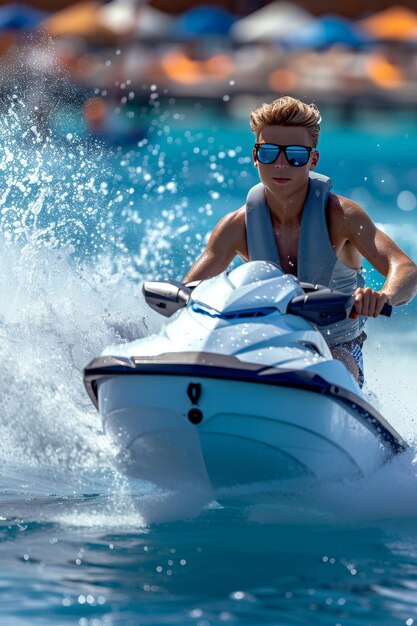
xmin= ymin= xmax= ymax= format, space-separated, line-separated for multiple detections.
xmin=289 ymin=14 xmax=370 ymax=49
xmin=0 ymin=2 xmax=48 ymax=31
xmin=175 ymin=5 xmax=236 ymax=38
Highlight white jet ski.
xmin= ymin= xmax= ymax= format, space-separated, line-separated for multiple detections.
xmin=84 ymin=261 xmax=406 ymax=492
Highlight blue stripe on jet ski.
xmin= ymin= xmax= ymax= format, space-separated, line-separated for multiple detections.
xmin=191 ymin=303 xmax=276 ymax=320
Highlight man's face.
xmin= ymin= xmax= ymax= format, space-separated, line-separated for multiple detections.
xmin=253 ymin=125 xmax=319 ymax=196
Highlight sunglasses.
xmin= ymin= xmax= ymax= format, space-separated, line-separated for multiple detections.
xmin=254 ymin=143 xmax=315 ymax=167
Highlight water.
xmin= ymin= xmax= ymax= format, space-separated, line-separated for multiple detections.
xmin=1 ymin=91 xmax=417 ymax=625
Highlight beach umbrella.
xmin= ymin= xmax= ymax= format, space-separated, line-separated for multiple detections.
xmin=365 ymin=52 xmax=405 ymax=89
xmin=0 ymin=2 xmax=47 ymax=31
xmin=99 ymin=0 xmax=137 ymax=36
xmin=359 ymin=5 xmax=417 ymax=41
xmin=134 ymin=4 xmax=175 ymax=39
xmin=43 ymin=0 xmax=119 ymax=39
xmin=100 ymin=0 xmax=174 ymax=39
xmin=160 ymin=49 xmax=235 ymax=84
xmin=174 ymin=5 xmax=236 ymax=38
xmin=231 ymin=1 xmax=313 ymax=43
xmin=289 ymin=15 xmax=370 ymax=50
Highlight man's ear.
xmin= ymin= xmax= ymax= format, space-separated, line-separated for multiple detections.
xmin=252 ymin=147 xmax=258 ymax=167
xmin=309 ymin=150 xmax=319 ymax=171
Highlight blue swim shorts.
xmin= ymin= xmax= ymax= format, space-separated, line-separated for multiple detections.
xmin=334 ymin=332 xmax=367 ymax=388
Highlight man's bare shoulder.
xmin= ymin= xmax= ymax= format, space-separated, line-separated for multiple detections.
xmin=328 ymin=193 xmax=370 ymax=218
xmin=206 ymin=205 xmax=247 ymax=259
xmin=211 ymin=206 xmax=246 ymax=241
xmin=218 ymin=206 xmax=246 ymax=229
xmin=327 ymin=193 xmax=375 ymax=235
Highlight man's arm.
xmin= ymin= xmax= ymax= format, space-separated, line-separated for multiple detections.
xmin=339 ymin=197 xmax=417 ymax=317
xmin=183 ymin=208 xmax=247 ymax=283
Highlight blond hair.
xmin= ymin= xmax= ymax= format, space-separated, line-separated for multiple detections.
xmin=250 ymin=96 xmax=321 ymax=147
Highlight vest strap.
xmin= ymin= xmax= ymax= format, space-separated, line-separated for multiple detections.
xmin=244 ymin=172 xmax=366 ymax=346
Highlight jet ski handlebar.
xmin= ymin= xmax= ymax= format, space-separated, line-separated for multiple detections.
xmin=288 ymin=289 xmax=392 ymax=326
xmin=142 ymin=279 xmax=392 ymax=323
xmin=293 ymin=283 xmax=392 ymax=326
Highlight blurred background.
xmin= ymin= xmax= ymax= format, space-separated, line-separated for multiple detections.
xmin=1 ymin=0 xmax=417 ymax=141
xmin=0 ymin=0 xmax=417 ymax=285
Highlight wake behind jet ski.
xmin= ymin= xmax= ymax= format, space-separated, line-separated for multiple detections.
xmin=84 ymin=261 xmax=406 ymax=494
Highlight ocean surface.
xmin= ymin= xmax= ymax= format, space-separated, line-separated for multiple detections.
xmin=1 ymin=92 xmax=417 ymax=626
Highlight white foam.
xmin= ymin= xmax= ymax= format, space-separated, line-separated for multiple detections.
xmin=0 ymin=238 xmax=160 ymax=498
xmin=364 ymin=318 xmax=417 ymax=441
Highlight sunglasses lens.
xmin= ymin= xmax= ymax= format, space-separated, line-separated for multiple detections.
xmin=256 ymin=144 xmax=311 ymax=166
xmin=257 ymin=144 xmax=279 ymax=164
xmin=285 ymin=146 xmax=310 ymax=167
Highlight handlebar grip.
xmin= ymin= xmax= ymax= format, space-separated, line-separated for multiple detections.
xmin=380 ymin=303 xmax=392 ymax=317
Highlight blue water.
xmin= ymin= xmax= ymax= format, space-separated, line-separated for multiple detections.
xmin=1 ymin=93 xmax=417 ymax=626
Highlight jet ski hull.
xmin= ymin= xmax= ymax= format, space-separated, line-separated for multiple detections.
xmin=84 ymin=352 xmax=405 ymax=491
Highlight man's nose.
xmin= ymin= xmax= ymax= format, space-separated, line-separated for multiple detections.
xmin=274 ymin=151 xmax=288 ymax=168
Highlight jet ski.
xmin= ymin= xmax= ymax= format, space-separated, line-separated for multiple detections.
xmin=84 ymin=261 xmax=406 ymax=492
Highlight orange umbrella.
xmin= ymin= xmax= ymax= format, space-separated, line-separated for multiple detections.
xmin=160 ymin=50 xmax=235 ymax=85
xmin=160 ymin=51 xmax=204 ymax=85
xmin=42 ymin=1 xmax=118 ymax=40
xmin=365 ymin=53 xmax=405 ymax=89
xmin=359 ymin=5 xmax=417 ymax=41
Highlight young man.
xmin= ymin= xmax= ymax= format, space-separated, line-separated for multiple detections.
xmin=183 ymin=97 xmax=417 ymax=386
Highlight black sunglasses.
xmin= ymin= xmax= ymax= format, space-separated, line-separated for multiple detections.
xmin=254 ymin=143 xmax=315 ymax=167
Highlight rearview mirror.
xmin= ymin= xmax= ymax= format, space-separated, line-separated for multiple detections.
xmin=142 ymin=280 xmax=191 ymax=317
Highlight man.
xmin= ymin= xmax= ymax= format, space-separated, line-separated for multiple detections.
xmin=183 ymin=96 xmax=417 ymax=386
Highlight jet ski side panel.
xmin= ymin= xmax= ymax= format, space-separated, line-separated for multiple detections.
xmin=84 ymin=353 xmax=406 ymax=454
xmin=90 ymin=361 xmax=405 ymax=490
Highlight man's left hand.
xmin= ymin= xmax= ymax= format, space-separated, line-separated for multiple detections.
xmin=350 ymin=287 xmax=390 ymax=319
